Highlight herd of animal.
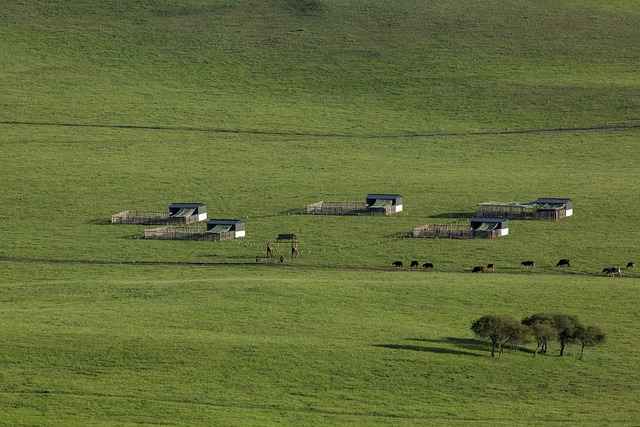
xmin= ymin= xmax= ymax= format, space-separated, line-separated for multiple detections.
xmin=392 ymin=259 xmax=635 ymax=276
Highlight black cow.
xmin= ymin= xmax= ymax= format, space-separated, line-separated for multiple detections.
xmin=521 ymin=260 xmax=535 ymax=268
xmin=472 ymin=266 xmax=484 ymax=273
xmin=423 ymin=262 xmax=434 ymax=269
xmin=487 ymin=263 xmax=495 ymax=272
xmin=627 ymin=262 xmax=635 ymax=269
xmin=410 ymin=260 xmax=419 ymax=267
xmin=556 ymin=259 xmax=571 ymax=267
xmin=392 ymin=261 xmax=403 ymax=267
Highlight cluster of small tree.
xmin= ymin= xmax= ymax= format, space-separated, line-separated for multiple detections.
xmin=470 ymin=313 xmax=606 ymax=359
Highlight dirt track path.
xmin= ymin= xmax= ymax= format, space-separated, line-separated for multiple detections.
xmin=2 ymin=120 xmax=639 ymax=139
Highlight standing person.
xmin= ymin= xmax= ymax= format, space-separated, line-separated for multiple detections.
xmin=291 ymin=243 xmax=299 ymax=259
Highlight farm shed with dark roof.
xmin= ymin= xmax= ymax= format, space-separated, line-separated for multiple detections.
xmin=470 ymin=217 xmax=509 ymax=237
xmin=143 ymin=218 xmax=244 ymax=241
xmin=169 ymin=203 xmax=208 ymax=222
xmin=306 ymin=194 xmax=402 ymax=216
xmin=206 ymin=219 xmax=245 ymax=239
xmin=366 ymin=194 xmax=403 ymax=213
xmin=412 ymin=217 xmax=509 ymax=239
xmin=112 ymin=202 xmax=207 ymax=225
xmin=475 ymin=197 xmax=572 ymax=220
xmin=534 ymin=198 xmax=573 ymax=217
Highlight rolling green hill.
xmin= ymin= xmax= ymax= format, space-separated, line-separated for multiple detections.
xmin=2 ymin=0 xmax=639 ymax=134
xmin=1 ymin=1 xmax=639 ymax=425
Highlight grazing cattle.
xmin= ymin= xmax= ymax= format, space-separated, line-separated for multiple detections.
xmin=487 ymin=264 xmax=495 ymax=272
xmin=472 ymin=266 xmax=485 ymax=273
xmin=392 ymin=261 xmax=403 ymax=267
xmin=627 ymin=262 xmax=635 ymax=269
xmin=423 ymin=262 xmax=434 ymax=269
xmin=266 ymin=243 xmax=274 ymax=258
xmin=603 ymin=266 xmax=622 ymax=277
xmin=280 ymin=256 xmax=284 ymax=263
xmin=410 ymin=260 xmax=419 ymax=267
xmin=556 ymin=259 xmax=571 ymax=267
xmin=521 ymin=260 xmax=535 ymax=268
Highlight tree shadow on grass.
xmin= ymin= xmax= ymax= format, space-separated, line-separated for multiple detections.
xmin=409 ymin=337 xmax=534 ymax=356
xmin=373 ymin=342 xmax=483 ymax=357
xmin=409 ymin=337 xmax=489 ymax=352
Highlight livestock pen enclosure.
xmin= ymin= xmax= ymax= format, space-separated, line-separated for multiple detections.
xmin=1 ymin=0 xmax=639 ymax=425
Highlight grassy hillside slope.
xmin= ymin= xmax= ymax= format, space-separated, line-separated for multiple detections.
xmin=1 ymin=0 xmax=639 ymax=425
xmin=1 ymin=0 xmax=639 ymax=134
xmin=1 ymin=263 xmax=638 ymax=425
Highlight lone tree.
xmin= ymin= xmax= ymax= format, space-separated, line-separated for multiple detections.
xmin=471 ymin=315 xmax=529 ymax=358
xmin=522 ymin=313 xmax=556 ymax=357
xmin=576 ymin=325 xmax=606 ymax=360
xmin=551 ymin=313 xmax=582 ymax=356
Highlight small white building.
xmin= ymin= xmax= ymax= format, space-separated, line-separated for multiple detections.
xmin=206 ymin=219 xmax=245 ymax=238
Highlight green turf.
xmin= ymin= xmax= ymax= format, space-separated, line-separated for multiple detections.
xmin=1 ymin=263 xmax=638 ymax=425
xmin=2 ymin=0 xmax=639 ymax=134
xmin=1 ymin=127 xmax=638 ymax=275
xmin=1 ymin=0 xmax=639 ymax=424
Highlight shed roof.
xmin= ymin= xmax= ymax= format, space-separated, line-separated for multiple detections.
xmin=366 ymin=194 xmax=402 ymax=200
xmin=470 ymin=217 xmax=509 ymax=225
xmin=206 ymin=219 xmax=243 ymax=225
xmin=534 ymin=198 xmax=572 ymax=204
xmin=207 ymin=219 xmax=244 ymax=233
xmin=170 ymin=202 xmax=205 ymax=208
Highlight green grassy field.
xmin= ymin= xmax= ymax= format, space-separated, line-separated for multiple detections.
xmin=1 ymin=263 xmax=639 ymax=425
xmin=1 ymin=0 xmax=639 ymax=425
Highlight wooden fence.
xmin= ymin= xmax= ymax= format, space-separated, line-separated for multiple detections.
xmin=412 ymin=222 xmax=502 ymax=239
xmin=111 ymin=210 xmax=202 ymax=225
xmin=143 ymin=226 xmax=235 ymax=241
xmin=306 ymin=201 xmax=393 ymax=215
xmin=474 ymin=206 xmax=566 ymax=220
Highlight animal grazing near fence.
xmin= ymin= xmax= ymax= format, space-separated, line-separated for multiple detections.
xmin=521 ymin=260 xmax=535 ymax=268
xmin=472 ymin=266 xmax=485 ymax=273
xmin=423 ymin=262 xmax=434 ymax=269
xmin=410 ymin=260 xmax=419 ymax=267
xmin=487 ymin=263 xmax=495 ymax=271
xmin=392 ymin=261 xmax=403 ymax=267
xmin=556 ymin=259 xmax=571 ymax=267
xmin=603 ymin=266 xmax=622 ymax=277
xmin=627 ymin=262 xmax=635 ymax=269
xmin=280 ymin=256 xmax=284 ymax=263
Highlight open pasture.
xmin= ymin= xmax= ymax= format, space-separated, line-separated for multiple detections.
xmin=0 ymin=263 xmax=639 ymax=425
xmin=1 ymin=0 xmax=640 ymax=424
xmin=1 ymin=0 xmax=639 ymax=135
xmin=0 ymin=126 xmax=639 ymax=275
